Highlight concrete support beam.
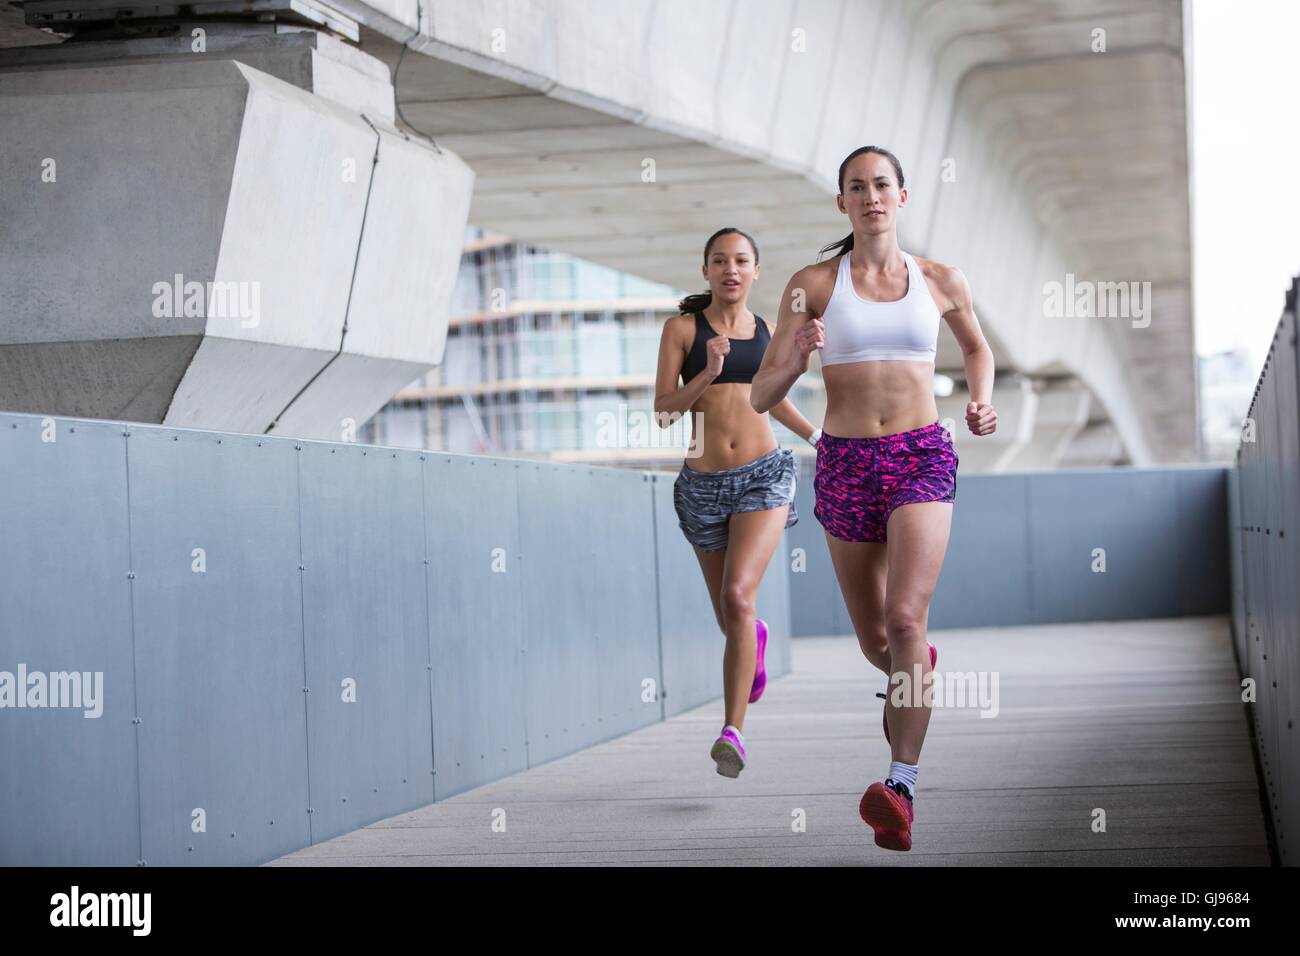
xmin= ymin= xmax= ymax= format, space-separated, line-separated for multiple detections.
xmin=0 ymin=31 xmax=473 ymax=439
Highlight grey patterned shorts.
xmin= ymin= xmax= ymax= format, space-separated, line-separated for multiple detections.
xmin=673 ymin=447 xmax=798 ymax=552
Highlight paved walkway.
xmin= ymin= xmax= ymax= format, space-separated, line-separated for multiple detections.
xmin=269 ymin=615 xmax=1270 ymax=866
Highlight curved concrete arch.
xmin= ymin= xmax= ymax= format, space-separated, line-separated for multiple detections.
xmin=323 ymin=0 xmax=1194 ymax=466
xmin=0 ymin=0 xmax=1193 ymax=464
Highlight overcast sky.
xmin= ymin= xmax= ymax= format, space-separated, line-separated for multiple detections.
xmin=1192 ymin=0 xmax=1300 ymax=377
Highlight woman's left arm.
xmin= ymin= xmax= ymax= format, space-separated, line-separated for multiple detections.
xmin=769 ymin=399 xmax=819 ymax=443
xmin=932 ymin=262 xmax=997 ymax=437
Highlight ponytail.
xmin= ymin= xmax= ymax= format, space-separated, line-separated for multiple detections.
xmin=818 ymin=233 xmax=854 ymax=260
xmin=677 ymin=291 xmax=713 ymax=314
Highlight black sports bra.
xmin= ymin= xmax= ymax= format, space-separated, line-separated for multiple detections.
xmin=680 ymin=311 xmax=771 ymax=385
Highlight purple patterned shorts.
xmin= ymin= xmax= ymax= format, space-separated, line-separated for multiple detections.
xmin=813 ymin=421 xmax=958 ymax=543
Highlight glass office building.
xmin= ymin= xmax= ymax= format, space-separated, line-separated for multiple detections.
xmin=362 ymin=226 xmax=827 ymax=470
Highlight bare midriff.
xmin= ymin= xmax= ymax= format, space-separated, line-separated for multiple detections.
xmin=682 ymin=382 xmax=779 ymax=473
xmin=821 ymin=359 xmax=939 ymax=438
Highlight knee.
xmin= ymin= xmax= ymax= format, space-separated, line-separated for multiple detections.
xmin=720 ymin=583 xmax=756 ymax=626
xmin=885 ymin=606 xmax=926 ymax=644
xmin=858 ymin=626 xmax=888 ymax=658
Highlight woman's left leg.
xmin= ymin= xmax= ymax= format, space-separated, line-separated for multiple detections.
xmin=718 ymin=505 xmax=790 ymax=731
xmin=882 ymin=499 xmax=953 ymax=763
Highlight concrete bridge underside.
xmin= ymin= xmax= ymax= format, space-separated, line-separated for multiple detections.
xmin=0 ymin=1 xmax=1195 ymax=468
xmin=344 ymin=0 xmax=1196 ymax=469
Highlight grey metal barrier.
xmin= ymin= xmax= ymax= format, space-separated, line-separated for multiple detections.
xmin=1229 ymin=273 xmax=1300 ymax=865
xmin=788 ymin=458 xmax=1230 ymax=635
xmin=0 ymin=411 xmax=791 ymax=865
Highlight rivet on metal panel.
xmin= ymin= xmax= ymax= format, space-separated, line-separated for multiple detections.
xmin=420 ymin=456 xmax=425 ymax=461
xmin=426 ymin=664 xmax=432 ymax=671
xmin=132 ymin=717 xmax=140 ymax=724
xmin=217 ymin=439 xmax=222 ymax=444
xmin=137 ymin=860 xmax=145 ymax=866
xmin=303 ymin=687 xmax=310 ymax=693
xmin=307 ymin=808 xmax=313 ymax=813
xmin=126 ymin=571 xmax=135 ymax=579
xmin=295 ymin=444 xmax=302 ymax=450
xmin=299 ymin=564 xmax=305 ymax=570
xmin=123 ymin=430 xmax=130 ymax=436
xmin=423 ymin=559 xmax=429 ymax=565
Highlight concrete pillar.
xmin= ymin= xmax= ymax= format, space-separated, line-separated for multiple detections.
xmin=0 ymin=26 xmax=473 ymax=440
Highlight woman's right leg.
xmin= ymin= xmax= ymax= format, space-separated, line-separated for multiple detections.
xmin=824 ymin=534 xmax=890 ymax=675
xmin=692 ymin=545 xmax=728 ymax=635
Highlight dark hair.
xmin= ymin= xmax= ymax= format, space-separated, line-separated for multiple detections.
xmin=677 ymin=227 xmax=761 ymax=314
xmin=818 ymin=146 xmax=906 ymax=260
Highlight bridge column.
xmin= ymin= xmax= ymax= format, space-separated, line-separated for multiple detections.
xmin=0 ymin=10 xmax=472 ymax=440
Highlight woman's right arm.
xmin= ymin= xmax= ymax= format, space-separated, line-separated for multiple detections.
xmin=653 ymin=314 xmax=718 ymax=425
xmin=750 ymin=267 xmax=826 ymax=414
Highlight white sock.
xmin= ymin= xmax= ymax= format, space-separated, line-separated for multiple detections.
xmin=887 ymin=761 xmax=917 ymax=799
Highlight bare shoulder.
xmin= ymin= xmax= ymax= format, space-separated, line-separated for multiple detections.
xmin=793 ymin=258 xmax=839 ymax=289
xmin=913 ymin=255 xmax=971 ymax=313
xmin=785 ymin=259 xmax=839 ymax=316
xmin=668 ymin=311 xmax=696 ymax=331
xmin=666 ymin=311 xmax=697 ymax=347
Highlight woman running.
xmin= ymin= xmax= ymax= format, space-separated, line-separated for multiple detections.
xmin=654 ymin=227 xmax=820 ymax=779
xmin=751 ymin=146 xmax=997 ymax=850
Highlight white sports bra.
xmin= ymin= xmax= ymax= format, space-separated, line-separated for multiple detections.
xmin=819 ymin=250 xmax=941 ymax=365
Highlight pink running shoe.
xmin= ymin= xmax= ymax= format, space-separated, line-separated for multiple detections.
xmin=710 ymin=727 xmax=746 ymax=778
xmin=749 ymin=618 xmax=769 ymax=703
xmin=881 ymin=641 xmax=937 ymax=745
xmin=859 ymin=779 xmax=915 ymax=851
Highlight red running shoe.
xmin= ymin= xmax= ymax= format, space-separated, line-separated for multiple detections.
xmin=859 ymin=779 xmax=915 ymax=851
xmin=881 ymin=641 xmax=937 ymax=745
